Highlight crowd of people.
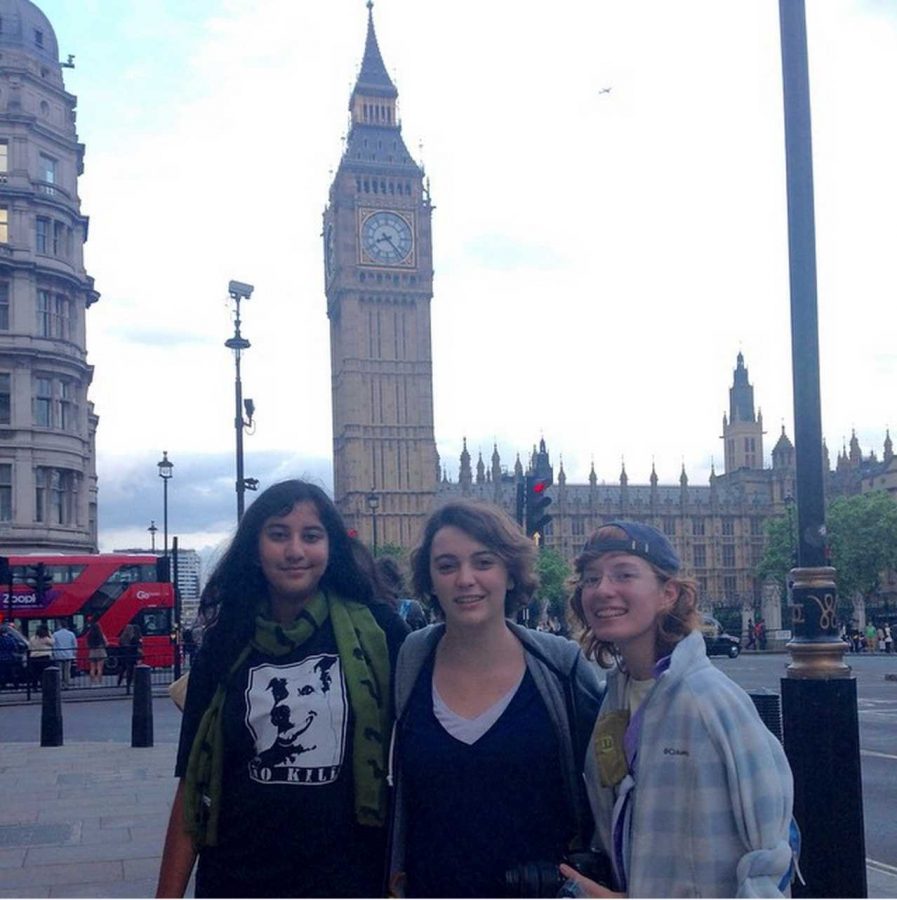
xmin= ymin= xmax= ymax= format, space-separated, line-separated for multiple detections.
xmin=0 ymin=617 xmax=145 ymax=690
xmin=154 ymin=478 xmax=801 ymax=899
xmin=844 ymin=621 xmax=893 ymax=654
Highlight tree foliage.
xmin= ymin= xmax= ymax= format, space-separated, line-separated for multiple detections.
xmin=535 ymin=546 xmax=573 ymax=621
xmin=756 ymin=515 xmax=795 ymax=588
xmin=756 ymin=492 xmax=897 ymax=606
xmin=374 ymin=542 xmax=407 ymax=561
xmin=827 ymin=492 xmax=897 ymax=602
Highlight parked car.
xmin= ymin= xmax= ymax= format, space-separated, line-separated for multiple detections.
xmin=700 ymin=615 xmax=741 ymax=658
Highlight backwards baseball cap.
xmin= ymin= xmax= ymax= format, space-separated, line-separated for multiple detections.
xmin=580 ymin=521 xmax=681 ymax=574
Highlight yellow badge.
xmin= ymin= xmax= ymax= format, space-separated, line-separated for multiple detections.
xmin=594 ymin=710 xmax=630 ymax=788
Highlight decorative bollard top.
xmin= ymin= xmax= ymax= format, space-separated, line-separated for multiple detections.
xmin=786 ymin=565 xmax=851 ymax=679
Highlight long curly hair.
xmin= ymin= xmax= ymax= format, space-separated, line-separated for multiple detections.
xmin=198 ymin=479 xmax=375 ymax=682
xmin=567 ymin=525 xmax=699 ymax=669
xmin=409 ymin=499 xmax=539 ymax=618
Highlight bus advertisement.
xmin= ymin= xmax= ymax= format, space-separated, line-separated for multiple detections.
xmin=0 ymin=554 xmax=176 ymax=671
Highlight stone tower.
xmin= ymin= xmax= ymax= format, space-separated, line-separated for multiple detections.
xmin=0 ymin=0 xmax=99 ymax=552
xmin=721 ymin=352 xmax=764 ymax=473
xmin=323 ymin=3 xmax=437 ymax=547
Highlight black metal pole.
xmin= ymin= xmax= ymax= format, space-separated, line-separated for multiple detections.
xmin=40 ymin=665 xmax=63 ymax=747
xmin=777 ymin=2 xmax=866 ymax=896
xmin=235 ymin=348 xmax=245 ymax=521
xmin=163 ymin=477 xmax=169 ymax=561
xmin=131 ymin=664 xmax=153 ymax=747
xmin=226 ymin=296 xmax=251 ymax=523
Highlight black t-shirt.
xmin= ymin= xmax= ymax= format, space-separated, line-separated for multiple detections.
xmin=175 ymin=601 xmax=407 ymax=899
xmin=402 ymin=653 xmax=572 ymax=898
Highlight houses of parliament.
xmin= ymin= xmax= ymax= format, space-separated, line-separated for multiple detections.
xmin=325 ymin=5 xmax=896 ymax=616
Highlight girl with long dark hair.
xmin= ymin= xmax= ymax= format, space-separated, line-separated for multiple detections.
xmin=156 ymin=480 xmax=407 ymax=898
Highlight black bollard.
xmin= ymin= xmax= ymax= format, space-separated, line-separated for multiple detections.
xmin=40 ymin=665 xmax=63 ymax=747
xmin=131 ymin=664 xmax=153 ymax=747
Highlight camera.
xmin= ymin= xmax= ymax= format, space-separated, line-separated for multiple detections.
xmin=504 ymin=850 xmax=612 ymax=898
xmin=227 ymin=279 xmax=254 ymax=300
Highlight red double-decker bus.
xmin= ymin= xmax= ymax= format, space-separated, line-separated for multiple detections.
xmin=0 ymin=554 xmax=175 ymax=671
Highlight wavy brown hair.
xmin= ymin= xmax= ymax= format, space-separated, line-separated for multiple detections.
xmin=567 ymin=525 xmax=700 ymax=668
xmin=410 ymin=499 xmax=539 ymax=618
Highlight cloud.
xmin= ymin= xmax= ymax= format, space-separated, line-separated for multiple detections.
xmin=96 ymin=449 xmax=332 ymax=552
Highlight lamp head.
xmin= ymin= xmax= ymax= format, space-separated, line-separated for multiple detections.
xmin=157 ymin=450 xmax=174 ymax=480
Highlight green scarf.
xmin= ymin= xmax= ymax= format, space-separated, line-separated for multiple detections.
xmin=183 ymin=591 xmax=390 ymax=848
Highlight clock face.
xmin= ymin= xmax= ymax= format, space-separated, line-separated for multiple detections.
xmin=361 ymin=211 xmax=413 ymax=265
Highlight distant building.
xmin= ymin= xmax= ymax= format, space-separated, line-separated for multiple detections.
xmin=439 ymin=354 xmax=788 ymax=615
xmin=0 ymin=0 xmax=100 ymax=551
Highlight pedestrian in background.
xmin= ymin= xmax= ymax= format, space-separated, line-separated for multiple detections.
xmin=865 ymin=622 xmax=877 ymax=652
xmin=561 ymin=522 xmax=798 ymax=898
xmin=388 ymin=500 xmax=603 ymax=898
xmin=885 ymin=623 xmax=893 ymax=655
xmin=28 ymin=623 xmax=54 ymax=689
xmin=375 ymin=555 xmax=428 ymax=630
xmin=156 ymin=479 xmax=408 ymax=899
xmin=86 ymin=621 xmax=108 ymax=685
xmin=116 ymin=623 xmax=142 ymax=690
xmin=0 ymin=624 xmax=26 ymax=690
xmin=181 ymin=626 xmax=196 ymax=668
xmin=52 ymin=620 xmax=77 ymax=688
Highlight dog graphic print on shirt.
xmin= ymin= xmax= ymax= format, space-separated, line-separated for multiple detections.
xmin=245 ymin=654 xmax=348 ymax=785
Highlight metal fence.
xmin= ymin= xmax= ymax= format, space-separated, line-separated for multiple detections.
xmin=0 ymin=645 xmax=192 ymax=698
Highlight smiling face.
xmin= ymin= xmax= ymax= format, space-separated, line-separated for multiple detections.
xmin=258 ymin=501 xmax=330 ymax=622
xmin=579 ymin=551 xmax=677 ymax=677
xmin=429 ymin=525 xmax=511 ymax=631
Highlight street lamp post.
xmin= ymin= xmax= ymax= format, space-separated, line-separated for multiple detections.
xmin=148 ymin=520 xmax=158 ymax=553
xmin=366 ymin=490 xmax=380 ymax=555
xmin=157 ymin=452 xmax=173 ymax=561
xmin=778 ymin=2 xmax=865 ymax=895
xmin=225 ymin=280 xmax=258 ymax=522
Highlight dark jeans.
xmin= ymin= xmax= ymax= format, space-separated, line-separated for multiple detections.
xmin=30 ymin=657 xmax=52 ymax=688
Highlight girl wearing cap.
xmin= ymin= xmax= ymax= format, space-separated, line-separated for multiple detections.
xmin=388 ymin=499 xmax=604 ymax=897
xmin=560 ymin=521 xmax=798 ymax=898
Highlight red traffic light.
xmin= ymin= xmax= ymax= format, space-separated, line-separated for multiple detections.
xmin=532 ymin=480 xmax=547 ymax=494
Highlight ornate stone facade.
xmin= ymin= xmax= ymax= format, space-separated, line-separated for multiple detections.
xmin=0 ymin=0 xmax=99 ymax=552
xmin=439 ymin=355 xmax=789 ymax=610
xmin=323 ymin=6 xmax=438 ymax=549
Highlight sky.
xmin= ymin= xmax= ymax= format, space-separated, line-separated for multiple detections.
xmin=33 ymin=0 xmax=897 ymax=560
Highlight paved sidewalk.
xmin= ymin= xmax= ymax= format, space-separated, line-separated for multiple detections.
xmin=0 ymin=739 xmax=894 ymax=898
xmin=0 ymin=741 xmax=193 ymax=898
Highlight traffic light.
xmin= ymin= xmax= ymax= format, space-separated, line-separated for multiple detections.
xmin=25 ymin=562 xmax=53 ymax=600
xmin=525 ymin=475 xmax=553 ymax=542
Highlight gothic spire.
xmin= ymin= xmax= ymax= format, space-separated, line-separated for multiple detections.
xmin=353 ymin=2 xmax=397 ymax=101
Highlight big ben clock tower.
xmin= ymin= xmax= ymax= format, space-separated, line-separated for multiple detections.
xmin=324 ymin=2 xmax=438 ymax=547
